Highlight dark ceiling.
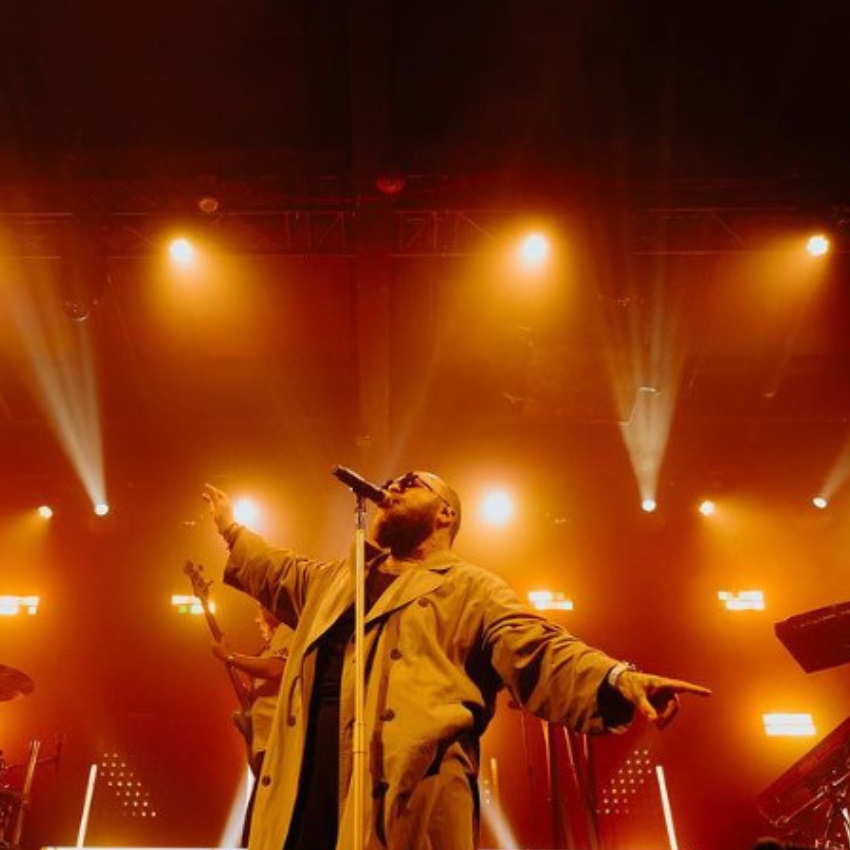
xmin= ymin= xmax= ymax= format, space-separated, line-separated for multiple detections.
xmin=3 ymin=3 xmax=850 ymax=850
xmin=1 ymin=0 xmax=849 ymax=180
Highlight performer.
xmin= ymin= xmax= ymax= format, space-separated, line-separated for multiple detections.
xmin=212 ymin=603 xmax=290 ymax=846
xmin=203 ymin=472 xmax=710 ymax=850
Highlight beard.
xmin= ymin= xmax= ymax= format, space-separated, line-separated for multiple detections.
xmin=373 ymin=504 xmax=437 ymax=558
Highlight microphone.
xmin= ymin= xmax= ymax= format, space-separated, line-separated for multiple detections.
xmin=332 ymin=466 xmax=387 ymax=505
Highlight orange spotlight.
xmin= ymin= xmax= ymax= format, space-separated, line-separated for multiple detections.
xmin=698 ymin=500 xmax=716 ymax=517
xmin=812 ymin=495 xmax=828 ymax=510
xmin=37 ymin=505 xmax=54 ymax=519
xmin=93 ymin=502 xmax=110 ymax=517
xmin=806 ymin=234 xmax=830 ymax=257
xmin=641 ymin=497 xmax=657 ymax=513
xmin=169 ymin=237 xmax=196 ymax=266
xmin=517 ymin=233 xmax=550 ymax=269
xmin=480 ymin=490 xmax=514 ymax=525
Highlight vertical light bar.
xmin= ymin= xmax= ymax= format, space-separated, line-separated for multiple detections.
xmin=655 ymin=764 xmax=679 ymax=850
xmin=490 ymin=757 xmax=501 ymax=809
xmin=76 ymin=763 xmax=98 ymax=848
xmin=219 ymin=764 xmax=253 ymax=848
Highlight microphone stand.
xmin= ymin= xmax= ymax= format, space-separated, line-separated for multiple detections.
xmin=349 ymin=491 xmax=367 ymax=850
xmin=331 ymin=465 xmax=384 ymax=850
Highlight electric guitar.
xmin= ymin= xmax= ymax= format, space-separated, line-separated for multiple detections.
xmin=183 ymin=560 xmax=256 ymax=765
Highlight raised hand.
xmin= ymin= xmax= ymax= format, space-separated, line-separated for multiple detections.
xmin=202 ymin=483 xmax=234 ymax=534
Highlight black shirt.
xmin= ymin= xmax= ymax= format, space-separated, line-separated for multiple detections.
xmin=284 ymin=567 xmax=397 ymax=850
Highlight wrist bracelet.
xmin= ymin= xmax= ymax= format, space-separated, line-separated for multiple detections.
xmin=607 ymin=661 xmax=638 ymax=689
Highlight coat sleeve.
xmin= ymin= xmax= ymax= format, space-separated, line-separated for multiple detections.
xmin=223 ymin=527 xmax=343 ymax=629
xmin=478 ymin=570 xmax=630 ymax=735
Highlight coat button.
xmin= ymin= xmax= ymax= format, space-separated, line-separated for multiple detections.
xmin=417 ymin=598 xmax=428 ymax=607
xmin=390 ymin=648 xmax=402 ymax=660
xmin=287 ymin=716 xmax=296 ymax=726
xmin=380 ymin=708 xmax=395 ymax=721
xmin=261 ymin=775 xmax=271 ymax=787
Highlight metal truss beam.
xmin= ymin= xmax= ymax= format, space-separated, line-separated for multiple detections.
xmin=0 ymin=177 xmax=845 ymax=258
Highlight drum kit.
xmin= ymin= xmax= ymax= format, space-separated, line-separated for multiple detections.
xmin=0 ymin=664 xmax=37 ymax=850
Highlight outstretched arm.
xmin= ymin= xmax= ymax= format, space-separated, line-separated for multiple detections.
xmin=479 ymin=570 xmax=710 ymax=734
xmin=202 ymin=482 xmax=345 ymax=630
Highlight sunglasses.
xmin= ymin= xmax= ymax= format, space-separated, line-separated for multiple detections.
xmin=382 ymin=472 xmax=453 ymax=511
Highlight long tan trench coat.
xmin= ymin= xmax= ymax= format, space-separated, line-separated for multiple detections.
xmin=224 ymin=528 xmax=626 ymax=850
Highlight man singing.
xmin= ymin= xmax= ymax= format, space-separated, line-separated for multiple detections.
xmin=203 ymin=471 xmax=709 ymax=850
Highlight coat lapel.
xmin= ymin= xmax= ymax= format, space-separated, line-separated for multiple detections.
xmin=301 ymin=565 xmax=354 ymax=650
xmin=366 ymin=552 xmax=456 ymax=623
xmin=305 ymin=535 xmax=387 ymax=641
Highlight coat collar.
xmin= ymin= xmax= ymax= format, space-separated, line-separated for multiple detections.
xmin=304 ymin=546 xmax=461 ymax=648
xmin=365 ymin=548 xmax=459 ymax=622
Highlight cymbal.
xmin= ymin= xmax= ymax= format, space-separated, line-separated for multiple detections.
xmin=0 ymin=665 xmax=34 ymax=701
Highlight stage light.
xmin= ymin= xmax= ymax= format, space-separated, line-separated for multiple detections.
xmin=96 ymin=752 xmax=157 ymax=822
xmin=171 ymin=594 xmax=214 ymax=615
xmin=93 ymin=502 xmax=110 ymax=517
xmin=528 ymin=590 xmax=574 ymax=611
xmin=0 ymin=274 xmax=106 ymax=519
xmin=375 ymin=173 xmax=406 ymax=197
xmin=517 ymin=233 xmax=550 ymax=268
xmin=641 ymin=497 xmax=657 ymax=513
xmin=0 ymin=596 xmax=40 ymax=616
xmin=169 ymin=238 xmax=195 ymax=266
xmin=812 ymin=496 xmax=828 ymax=510
xmin=806 ymin=234 xmax=830 ymax=257
xmin=718 ymin=590 xmax=765 ymax=611
xmin=56 ymin=220 xmax=106 ymax=323
xmin=480 ymin=490 xmax=514 ymax=525
xmin=655 ymin=765 xmax=680 ymax=850
xmin=37 ymin=505 xmax=54 ymax=519
xmin=197 ymin=195 xmax=220 ymax=214
xmin=598 ymin=749 xmax=653 ymax=816
xmin=221 ymin=765 xmax=253 ymax=847
xmin=233 ymin=497 xmax=260 ymax=528
xmin=481 ymin=770 xmax=519 ymax=850
xmin=762 ymin=713 xmax=816 ymax=737
xmin=698 ymin=500 xmax=715 ymax=516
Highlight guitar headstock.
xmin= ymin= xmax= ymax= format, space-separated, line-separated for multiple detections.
xmin=183 ymin=560 xmax=213 ymax=602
